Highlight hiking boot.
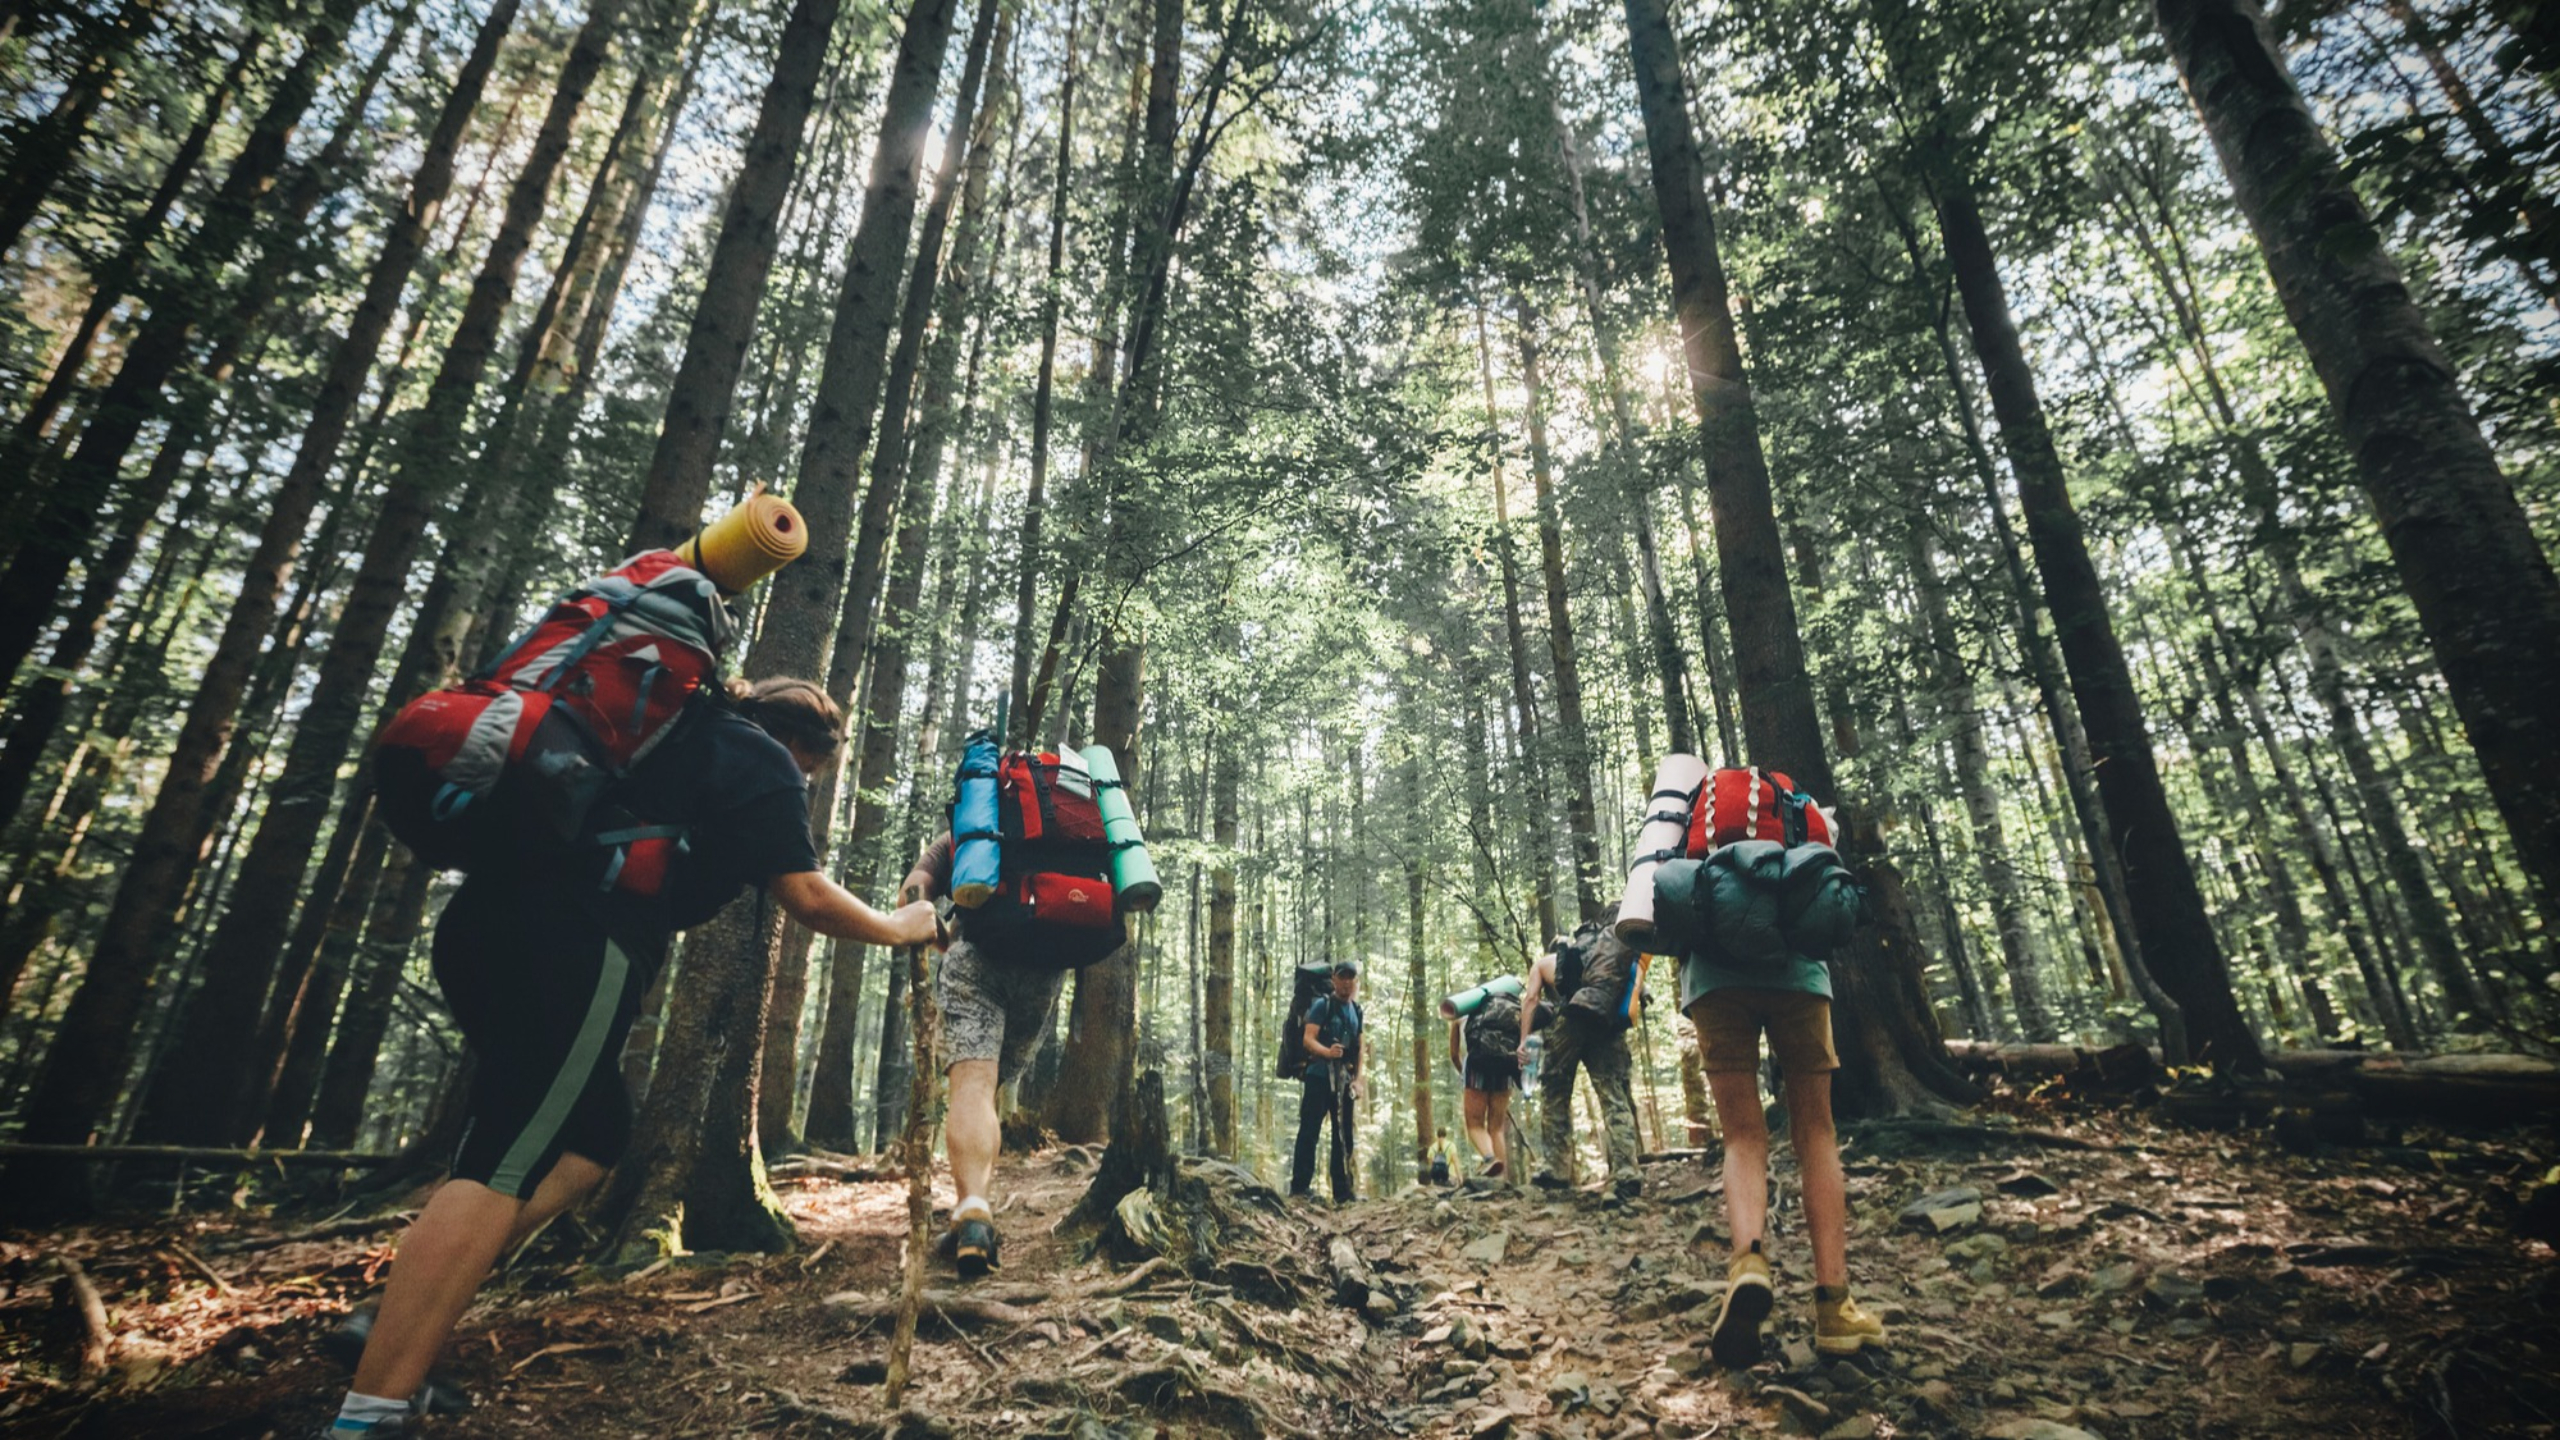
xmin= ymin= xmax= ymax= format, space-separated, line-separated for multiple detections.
xmin=1814 ymin=1285 xmax=1886 ymax=1355
xmin=1709 ymin=1242 xmax=1774 ymax=1368
xmin=1530 ymin=1171 xmax=1572 ymax=1193
xmin=1612 ymin=1175 xmax=1643 ymax=1201
xmin=952 ymin=1217 xmax=1001 ymax=1279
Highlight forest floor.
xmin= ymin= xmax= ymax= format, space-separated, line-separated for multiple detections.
xmin=3 ymin=1090 xmax=2555 ymax=1440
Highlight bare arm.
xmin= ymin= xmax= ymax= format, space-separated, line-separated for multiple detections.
xmin=1302 ymin=1020 xmax=1340 ymax=1059
xmin=1519 ymin=956 xmax=1550 ymax=1048
xmin=1448 ymin=1018 xmax=1462 ymax=1070
xmin=770 ymin=871 xmax=938 ymax=946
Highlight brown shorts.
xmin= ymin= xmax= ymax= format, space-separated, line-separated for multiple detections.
xmin=1688 ymin=988 xmax=1838 ymax=1076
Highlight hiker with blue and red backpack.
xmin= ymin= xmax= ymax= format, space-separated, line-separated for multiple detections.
xmin=911 ymin=727 xmax=1159 ymax=1276
xmin=1618 ymin=761 xmax=1885 ymax=1368
xmin=324 ymin=502 xmax=938 ymax=1437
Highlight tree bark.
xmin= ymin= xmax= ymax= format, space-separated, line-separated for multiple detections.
xmin=2156 ymin=0 xmax=2560 ymax=945
xmin=1206 ymin=731 xmax=1239 ymax=1157
xmin=1621 ymin=0 xmax=1970 ymax=1116
xmin=1474 ymin=301 xmax=1557 ymax=944
xmin=1928 ymin=171 xmax=2250 ymax=1069
xmin=626 ymin=0 xmax=847 ymax=554
xmin=1511 ymin=295 xmax=1605 ymax=923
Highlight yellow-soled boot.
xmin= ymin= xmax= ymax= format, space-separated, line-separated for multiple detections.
xmin=1708 ymin=1242 xmax=1774 ymax=1367
xmin=1813 ymin=1285 xmax=1886 ymax=1355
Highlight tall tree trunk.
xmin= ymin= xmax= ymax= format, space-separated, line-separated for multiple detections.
xmin=1474 ymin=301 xmax=1558 ymax=944
xmin=612 ymin=0 xmax=961 ymax=1238
xmin=2156 ymin=0 xmax=2560 ymax=944
xmin=626 ymin=0 xmax=846 ymax=553
xmin=1042 ymin=642 xmax=1144 ymax=1143
xmin=1620 ymin=0 xmax=1973 ymax=1115
xmin=1928 ymin=171 xmax=2246 ymax=1068
xmin=1206 ymin=730 xmax=1239 ymax=1157
xmin=0 ymin=6 xmax=548 ymax=1210
xmin=1007 ymin=0 xmax=1082 ymax=727
xmin=1910 ymin=528 xmax=2054 ymax=1041
xmin=1511 ymin=295 xmax=1605 ymax=923
xmin=304 ymin=854 xmax=432 ymax=1151
xmin=107 ymin=0 xmax=618 ymax=1153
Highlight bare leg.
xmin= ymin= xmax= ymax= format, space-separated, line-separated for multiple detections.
xmin=1707 ymin=1070 xmax=1769 ymax=1253
xmin=1462 ymin=1087 xmax=1494 ymax=1160
xmin=350 ymin=1183 xmax=513 ymax=1402
xmin=945 ymin=1058 xmax=999 ymax=1208
xmin=1784 ymin=1071 xmax=1847 ymax=1288
xmin=1487 ymin=1089 xmax=1512 ymax=1174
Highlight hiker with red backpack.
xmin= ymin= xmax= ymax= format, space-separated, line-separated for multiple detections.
xmin=1618 ymin=762 xmax=1884 ymax=1368
xmin=912 ymin=731 xmax=1156 ymax=1277
xmin=327 ymin=506 xmax=938 ymax=1437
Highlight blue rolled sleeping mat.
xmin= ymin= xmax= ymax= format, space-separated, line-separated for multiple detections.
xmin=951 ymin=729 xmax=1002 ymax=908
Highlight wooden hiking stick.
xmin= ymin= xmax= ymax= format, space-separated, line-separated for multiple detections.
xmin=885 ymin=940 xmax=943 ymax=1405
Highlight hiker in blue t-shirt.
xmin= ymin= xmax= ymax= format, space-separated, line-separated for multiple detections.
xmin=1290 ymin=962 xmax=1364 ymax=1201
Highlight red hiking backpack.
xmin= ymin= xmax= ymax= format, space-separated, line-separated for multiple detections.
xmin=1685 ymin=766 xmax=1833 ymax=856
xmin=372 ymin=550 xmax=734 ymax=892
xmin=957 ymin=751 xmax=1128 ymax=970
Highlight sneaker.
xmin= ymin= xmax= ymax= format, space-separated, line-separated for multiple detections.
xmin=1531 ymin=1171 xmax=1572 ymax=1193
xmin=1612 ymin=1175 xmax=1643 ymax=1201
xmin=1484 ymin=1160 xmax=1506 ymax=1179
xmin=953 ymin=1217 xmax=1001 ymax=1279
xmin=316 ymin=1418 xmax=409 ymax=1437
xmin=322 ymin=1301 xmax=378 ymax=1370
xmin=1709 ymin=1242 xmax=1774 ymax=1368
xmin=1814 ymin=1285 xmax=1886 ymax=1355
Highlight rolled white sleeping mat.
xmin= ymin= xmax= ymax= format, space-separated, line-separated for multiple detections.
xmin=1616 ymin=752 xmax=1710 ymax=945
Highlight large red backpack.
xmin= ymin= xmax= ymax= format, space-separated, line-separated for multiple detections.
xmin=1686 ymin=766 xmax=1833 ymax=855
xmin=957 ymin=751 xmax=1128 ymax=970
xmin=373 ymin=550 xmax=733 ymax=889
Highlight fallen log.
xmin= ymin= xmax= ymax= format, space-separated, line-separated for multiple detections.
xmin=1946 ymin=1041 xmax=2560 ymax=1122
xmin=825 ymin=1289 xmax=1040 ymax=1329
xmin=0 ymin=1143 xmax=396 ymax=1166
xmin=54 ymin=1258 xmax=112 ymax=1379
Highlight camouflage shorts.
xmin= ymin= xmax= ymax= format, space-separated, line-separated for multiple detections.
xmin=934 ymin=940 xmax=1065 ymax=1084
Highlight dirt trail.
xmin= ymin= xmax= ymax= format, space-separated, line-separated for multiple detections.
xmin=1 ymin=1104 xmax=2551 ymax=1438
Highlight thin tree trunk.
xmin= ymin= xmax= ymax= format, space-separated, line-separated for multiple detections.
xmin=1511 ymin=295 xmax=1605 ymax=922
xmin=1928 ymin=171 xmax=2242 ymax=1067
xmin=1206 ymin=730 xmax=1239 ymax=1157
xmin=1474 ymin=301 xmax=1557 ymax=944
xmin=1911 ymin=528 xmax=2053 ymax=1041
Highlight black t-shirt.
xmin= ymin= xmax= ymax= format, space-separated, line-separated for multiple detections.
xmin=610 ymin=703 xmax=822 ymax=931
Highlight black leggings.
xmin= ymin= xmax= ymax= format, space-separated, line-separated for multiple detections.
xmin=433 ymin=878 xmax=660 ymax=1198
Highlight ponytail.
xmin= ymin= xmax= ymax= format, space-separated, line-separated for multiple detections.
xmin=727 ymin=676 xmax=843 ymax=761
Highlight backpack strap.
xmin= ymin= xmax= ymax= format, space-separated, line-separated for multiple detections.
xmin=1776 ymin=780 xmax=1811 ymax=848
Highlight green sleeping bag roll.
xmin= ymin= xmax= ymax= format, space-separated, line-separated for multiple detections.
xmin=1440 ymin=973 xmax=1526 ymax=1019
xmin=1080 ymin=744 xmax=1162 ymax=913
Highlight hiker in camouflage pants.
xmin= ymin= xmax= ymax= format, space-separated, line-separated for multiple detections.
xmin=1536 ymin=1010 xmax=1642 ymax=1194
xmin=1519 ymin=926 xmax=1645 ymax=1197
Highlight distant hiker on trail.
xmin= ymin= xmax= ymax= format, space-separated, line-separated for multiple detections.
xmin=1520 ymin=923 xmax=1644 ymax=1198
xmin=1685 ymin=856 xmax=1885 ymax=1367
xmin=1448 ymin=978 xmax=1532 ymax=1181
xmin=332 ymin=677 xmax=937 ymax=1436
xmin=1291 ymin=961 xmax=1364 ymax=1202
